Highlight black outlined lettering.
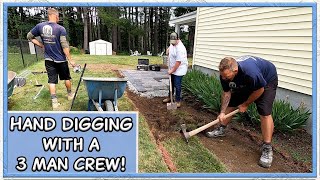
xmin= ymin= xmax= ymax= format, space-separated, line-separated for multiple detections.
xmin=91 ymin=117 xmax=104 ymax=131
xmin=32 ymin=157 xmax=68 ymax=172
xmin=88 ymin=137 xmax=100 ymax=152
xmin=120 ymin=156 xmax=126 ymax=172
xmin=10 ymin=114 xmax=135 ymax=174
xmin=42 ymin=137 xmax=84 ymax=152
xmin=10 ymin=116 xmax=22 ymax=131
xmin=16 ymin=156 xmax=27 ymax=171
xmin=61 ymin=117 xmax=74 ymax=132
xmin=72 ymin=156 xmax=125 ymax=172
xmin=78 ymin=117 xmax=93 ymax=131
xmin=61 ymin=117 xmax=133 ymax=132
xmin=10 ymin=116 xmax=56 ymax=132
xmin=73 ymin=157 xmax=85 ymax=171
xmin=104 ymin=157 xmax=121 ymax=172
xmin=119 ymin=117 xmax=133 ymax=132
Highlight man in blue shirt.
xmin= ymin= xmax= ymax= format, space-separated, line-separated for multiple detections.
xmin=27 ymin=8 xmax=76 ymax=110
xmin=206 ymin=56 xmax=278 ymax=168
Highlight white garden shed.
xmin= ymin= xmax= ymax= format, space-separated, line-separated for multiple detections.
xmin=89 ymin=39 xmax=112 ymax=55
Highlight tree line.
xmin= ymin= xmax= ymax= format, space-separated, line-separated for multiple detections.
xmin=8 ymin=7 xmax=196 ymax=55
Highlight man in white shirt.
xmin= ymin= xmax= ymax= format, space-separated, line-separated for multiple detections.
xmin=163 ymin=32 xmax=188 ymax=108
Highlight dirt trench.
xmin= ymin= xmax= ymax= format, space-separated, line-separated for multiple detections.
xmin=126 ymin=90 xmax=312 ymax=173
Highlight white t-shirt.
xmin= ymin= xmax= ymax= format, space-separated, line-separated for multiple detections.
xmin=168 ymin=41 xmax=188 ymax=76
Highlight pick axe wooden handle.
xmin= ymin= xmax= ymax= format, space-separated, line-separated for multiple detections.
xmin=188 ymin=109 xmax=239 ymax=137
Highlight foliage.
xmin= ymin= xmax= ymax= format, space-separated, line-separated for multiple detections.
xmin=69 ymin=46 xmax=82 ymax=54
xmin=234 ymin=100 xmax=311 ymax=132
xmin=8 ymin=7 xmax=42 ymax=39
xmin=7 ymin=6 xmax=175 ymax=58
xmin=116 ymin=51 xmax=130 ymax=56
xmin=183 ymin=69 xmax=311 ymax=132
xmin=182 ymin=69 xmax=222 ymax=112
xmin=8 ymin=46 xmax=20 ymax=54
xmin=173 ymin=7 xmax=197 ymax=17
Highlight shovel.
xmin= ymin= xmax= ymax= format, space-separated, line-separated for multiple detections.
xmin=33 ymin=80 xmax=44 ymax=100
xmin=35 ymin=80 xmax=42 ymax=87
xmin=33 ymin=85 xmax=44 ymax=100
xmin=167 ymin=75 xmax=177 ymax=110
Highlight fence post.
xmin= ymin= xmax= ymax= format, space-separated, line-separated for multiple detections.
xmin=18 ymin=31 xmax=25 ymax=67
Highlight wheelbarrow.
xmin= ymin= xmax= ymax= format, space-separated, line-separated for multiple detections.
xmin=82 ymin=77 xmax=128 ymax=111
xmin=8 ymin=71 xmax=17 ymax=97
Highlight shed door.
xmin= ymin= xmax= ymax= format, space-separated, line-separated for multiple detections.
xmin=95 ymin=43 xmax=107 ymax=55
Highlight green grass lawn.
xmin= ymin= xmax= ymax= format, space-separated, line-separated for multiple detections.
xmin=139 ymin=116 xmax=169 ymax=172
xmin=8 ymin=54 xmax=192 ymax=111
xmin=8 ymin=54 xmax=166 ymax=111
xmin=71 ymin=54 xmax=193 ymax=67
xmin=8 ymin=59 xmax=118 ymax=111
xmin=163 ymin=137 xmax=226 ymax=172
xmin=8 ymin=53 xmax=39 ymax=73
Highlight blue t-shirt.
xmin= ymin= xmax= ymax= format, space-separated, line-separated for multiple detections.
xmin=31 ymin=21 xmax=67 ymax=62
xmin=220 ymin=55 xmax=278 ymax=93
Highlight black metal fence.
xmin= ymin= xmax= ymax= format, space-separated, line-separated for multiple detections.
xmin=8 ymin=37 xmax=44 ymax=72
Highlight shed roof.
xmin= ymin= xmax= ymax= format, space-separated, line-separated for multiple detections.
xmin=90 ymin=39 xmax=111 ymax=44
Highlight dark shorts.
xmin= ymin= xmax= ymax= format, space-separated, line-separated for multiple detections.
xmin=45 ymin=60 xmax=71 ymax=84
xmin=228 ymin=79 xmax=278 ymax=116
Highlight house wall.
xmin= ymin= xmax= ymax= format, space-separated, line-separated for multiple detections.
xmin=192 ymin=7 xmax=313 ymax=133
xmin=193 ymin=7 xmax=313 ymax=95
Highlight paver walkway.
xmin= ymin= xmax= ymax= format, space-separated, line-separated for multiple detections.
xmin=121 ymin=69 xmax=169 ymax=98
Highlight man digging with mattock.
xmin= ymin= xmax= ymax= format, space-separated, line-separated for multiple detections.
xmin=206 ymin=55 xmax=278 ymax=168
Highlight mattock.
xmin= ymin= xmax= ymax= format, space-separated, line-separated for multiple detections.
xmin=180 ymin=109 xmax=239 ymax=143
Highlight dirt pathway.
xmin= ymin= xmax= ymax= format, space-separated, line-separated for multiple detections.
xmin=126 ymin=90 xmax=312 ymax=173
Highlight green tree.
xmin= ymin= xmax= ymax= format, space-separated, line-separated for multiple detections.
xmin=173 ymin=7 xmax=197 ymax=16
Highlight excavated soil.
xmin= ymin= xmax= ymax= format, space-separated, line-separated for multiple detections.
xmin=126 ymin=90 xmax=312 ymax=173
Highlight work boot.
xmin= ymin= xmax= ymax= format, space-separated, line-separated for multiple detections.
xmin=259 ymin=143 xmax=273 ymax=168
xmin=163 ymin=97 xmax=171 ymax=103
xmin=67 ymin=92 xmax=75 ymax=101
xmin=177 ymin=102 xmax=181 ymax=108
xmin=52 ymin=98 xmax=61 ymax=110
xmin=206 ymin=125 xmax=226 ymax=138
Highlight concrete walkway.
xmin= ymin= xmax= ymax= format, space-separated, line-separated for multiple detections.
xmin=121 ymin=69 xmax=169 ymax=98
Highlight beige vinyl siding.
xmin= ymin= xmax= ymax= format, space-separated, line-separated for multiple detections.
xmin=193 ymin=7 xmax=312 ymax=95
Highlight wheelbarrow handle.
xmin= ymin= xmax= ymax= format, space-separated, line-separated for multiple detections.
xmin=69 ymin=63 xmax=87 ymax=111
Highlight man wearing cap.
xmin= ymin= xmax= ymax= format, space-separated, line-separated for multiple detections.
xmin=27 ymin=8 xmax=76 ymax=110
xmin=162 ymin=32 xmax=188 ymax=108
xmin=206 ymin=55 xmax=278 ymax=168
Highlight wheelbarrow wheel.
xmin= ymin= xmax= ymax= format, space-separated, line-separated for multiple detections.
xmin=105 ymin=100 xmax=114 ymax=111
